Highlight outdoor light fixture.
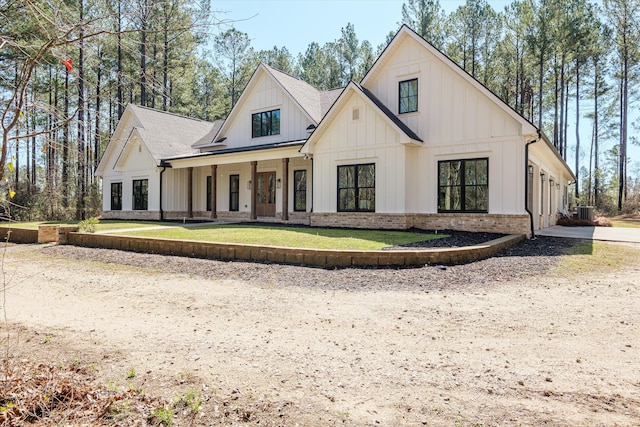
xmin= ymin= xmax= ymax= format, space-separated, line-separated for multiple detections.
xmin=247 ymin=180 xmax=251 ymax=190
xmin=556 ymin=183 xmax=560 ymax=189
xmin=540 ymin=172 xmax=546 ymax=181
xmin=276 ymin=178 xmax=282 ymax=188
xmin=528 ymin=165 xmax=533 ymax=174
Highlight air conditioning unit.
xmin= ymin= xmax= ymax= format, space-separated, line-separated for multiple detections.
xmin=577 ymin=206 xmax=594 ymax=221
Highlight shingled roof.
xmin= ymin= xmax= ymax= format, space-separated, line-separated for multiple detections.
xmin=264 ymin=65 xmax=343 ymax=121
xmin=129 ymin=105 xmax=222 ymax=163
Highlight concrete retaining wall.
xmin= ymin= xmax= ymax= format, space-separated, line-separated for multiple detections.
xmin=67 ymin=232 xmax=524 ymax=268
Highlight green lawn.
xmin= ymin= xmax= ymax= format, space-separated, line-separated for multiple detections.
xmin=609 ymin=218 xmax=640 ymax=228
xmin=7 ymin=220 xmax=175 ymax=231
xmin=125 ymin=224 xmax=445 ymax=250
xmin=557 ymin=241 xmax=640 ymax=275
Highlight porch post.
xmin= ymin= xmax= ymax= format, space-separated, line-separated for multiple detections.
xmin=187 ymin=166 xmax=193 ymax=218
xmin=210 ymin=164 xmax=217 ymax=219
xmin=250 ymin=160 xmax=257 ymax=220
xmin=282 ymin=158 xmax=289 ymax=221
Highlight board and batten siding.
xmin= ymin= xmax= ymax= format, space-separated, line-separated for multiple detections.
xmin=365 ymin=34 xmax=522 ymax=145
xmin=101 ymin=136 xmax=160 ymax=212
xmin=163 ymin=158 xmax=312 ymax=214
xmin=220 ymin=71 xmax=313 ymax=149
xmin=312 ymin=91 xmax=407 ymax=213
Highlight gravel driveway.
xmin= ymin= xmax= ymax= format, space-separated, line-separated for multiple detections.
xmin=3 ymin=237 xmax=639 ymax=426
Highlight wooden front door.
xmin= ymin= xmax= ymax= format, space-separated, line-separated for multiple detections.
xmin=256 ymin=171 xmax=276 ymax=217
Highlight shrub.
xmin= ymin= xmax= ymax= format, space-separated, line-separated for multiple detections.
xmin=78 ymin=217 xmax=99 ymax=233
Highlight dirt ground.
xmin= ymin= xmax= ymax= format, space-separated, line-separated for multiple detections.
xmin=1 ymin=242 xmax=639 ymax=426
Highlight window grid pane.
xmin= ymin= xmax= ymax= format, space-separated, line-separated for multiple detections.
xmin=399 ymin=79 xmax=418 ymax=114
xmin=438 ymin=159 xmax=487 ymax=213
xmin=294 ymin=170 xmax=306 ymax=212
xmin=337 ymin=164 xmax=375 ymax=212
xmin=229 ymin=174 xmax=239 ymax=211
xmin=133 ymin=179 xmax=148 ymax=210
xmin=206 ymin=176 xmax=212 ymax=211
xmin=251 ymin=109 xmax=281 ymax=138
xmin=111 ymin=183 xmax=122 ymax=211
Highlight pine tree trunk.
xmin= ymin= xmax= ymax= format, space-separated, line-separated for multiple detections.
xmin=77 ymin=0 xmax=85 ymax=220
xmin=117 ymin=0 xmax=124 ymax=118
xmin=62 ymin=69 xmax=69 ymax=208
xmin=95 ymin=49 xmax=103 ymax=173
xmin=574 ymin=64 xmax=580 ymax=198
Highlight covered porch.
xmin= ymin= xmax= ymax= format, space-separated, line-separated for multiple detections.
xmin=162 ymin=143 xmax=311 ymax=224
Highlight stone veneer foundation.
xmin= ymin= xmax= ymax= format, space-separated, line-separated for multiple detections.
xmin=310 ymin=213 xmax=530 ymax=236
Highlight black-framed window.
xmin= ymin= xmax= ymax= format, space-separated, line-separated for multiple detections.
xmin=132 ymin=179 xmax=148 ymax=210
xmin=229 ymin=174 xmax=239 ymax=211
xmin=337 ymin=163 xmax=375 ymax=212
xmin=110 ymin=182 xmax=122 ymax=211
xmin=399 ymin=78 xmax=418 ymax=114
xmin=206 ymin=176 xmax=212 ymax=211
xmin=438 ymin=158 xmax=488 ymax=213
xmin=294 ymin=170 xmax=307 ymax=212
xmin=251 ymin=109 xmax=280 ymax=138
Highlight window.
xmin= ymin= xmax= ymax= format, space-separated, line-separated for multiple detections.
xmin=438 ymin=158 xmax=488 ymax=213
xmin=294 ymin=170 xmax=307 ymax=212
xmin=111 ymin=182 xmax=122 ymax=211
xmin=399 ymin=78 xmax=418 ymax=114
xmin=132 ymin=179 xmax=148 ymax=210
xmin=252 ymin=109 xmax=280 ymax=138
xmin=229 ymin=174 xmax=239 ymax=211
xmin=206 ymin=176 xmax=212 ymax=211
xmin=337 ymin=163 xmax=375 ymax=212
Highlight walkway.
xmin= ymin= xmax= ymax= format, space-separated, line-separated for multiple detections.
xmin=537 ymin=226 xmax=640 ymax=243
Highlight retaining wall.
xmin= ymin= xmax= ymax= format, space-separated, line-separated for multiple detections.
xmin=67 ymin=232 xmax=524 ymax=269
xmin=0 ymin=227 xmax=39 ymax=244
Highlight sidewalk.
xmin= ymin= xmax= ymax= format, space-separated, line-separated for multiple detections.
xmin=536 ymin=226 xmax=640 ymax=243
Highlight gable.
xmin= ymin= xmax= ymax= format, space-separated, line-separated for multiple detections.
xmin=303 ymin=83 xmax=421 ymax=154
xmin=114 ymin=129 xmax=157 ymax=171
xmin=96 ymin=107 xmax=142 ymax=176
xmin=199 ymin=65 xmax=318 ymax=151
xmin=362 ymin=26 xmax=537 ymax=144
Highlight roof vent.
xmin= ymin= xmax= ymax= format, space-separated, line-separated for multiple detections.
xmin=352 ymin=108 xmax=360 ymax=121
xmin=306 ymin=124 xmax=316 ymax=132
xmin=215 ymin=137 xmax=227 ymax=143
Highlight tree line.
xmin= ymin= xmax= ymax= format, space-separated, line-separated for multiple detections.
xmin=0 ymin=0 xmax=638 ymax=221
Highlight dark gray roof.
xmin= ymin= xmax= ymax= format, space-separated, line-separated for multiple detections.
xmin=358 ymin=85 xmax=423 ymax=142
xmin=129 ymin=105 xmax=222 ymax=163
xmin=164 ymin=140 xmax=305 ymax=162
xmin=265 ymin=65 xmax=343 ymax=122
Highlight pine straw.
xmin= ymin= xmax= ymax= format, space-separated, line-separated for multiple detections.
xmin=0 ymin=359 xmax=166 ymax=426
xmin=557 ymin=216 xmax=612 ymax=227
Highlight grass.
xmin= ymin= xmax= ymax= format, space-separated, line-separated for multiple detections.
xmin=6 ymin=220 xmax=175 ymax=231
xmin=557 ymin=241 xmax=640 ymax=275
xmin=609 ymin=218 xmax=640 ymax=228
xmin=124 ymin=224 xmax=445 ymax=250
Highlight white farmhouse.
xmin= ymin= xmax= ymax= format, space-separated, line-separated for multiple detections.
xmin=96 ymin=26 xmax=575 ymax=236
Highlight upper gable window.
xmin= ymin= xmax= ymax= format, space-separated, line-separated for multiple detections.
xmin=399 ymin=79 xmax=418 ymax=114
xmin=252 ymin=109 xmax=280 ymax=138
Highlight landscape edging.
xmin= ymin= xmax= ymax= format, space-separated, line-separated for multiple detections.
xmin=65 ymin=232 xmax=525 ymax=268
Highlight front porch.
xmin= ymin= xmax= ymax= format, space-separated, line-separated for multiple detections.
xmin=162 ymin=145 xmax=312 ymax=224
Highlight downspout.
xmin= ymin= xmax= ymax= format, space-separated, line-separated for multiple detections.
xmin=525 ymin=131 xmax=541 ymax=239
xmin=159 ymin=161 xmax=172 ymax=221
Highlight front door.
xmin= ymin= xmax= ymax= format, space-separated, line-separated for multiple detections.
xmin=256 ymin=171 xmax=276 ymax=217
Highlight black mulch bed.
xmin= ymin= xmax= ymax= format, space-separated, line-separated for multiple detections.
xmin=40 ymin=234 xmax=584 ymax=292
xmin=383 ymin=230 xmax=506 ymax=249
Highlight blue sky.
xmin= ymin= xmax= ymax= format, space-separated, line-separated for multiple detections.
xmin=209 ymin=0 xmax=637 ymax=180
xmin=210 ymin=0 xmax=476 ymax=55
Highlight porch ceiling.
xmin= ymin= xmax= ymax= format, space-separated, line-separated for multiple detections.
xmin=165 ymin=144 xmax=305 ymax=169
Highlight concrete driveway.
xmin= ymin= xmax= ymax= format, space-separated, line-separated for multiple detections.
xmin=537 ymin=226 xmax=640 ymax=243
